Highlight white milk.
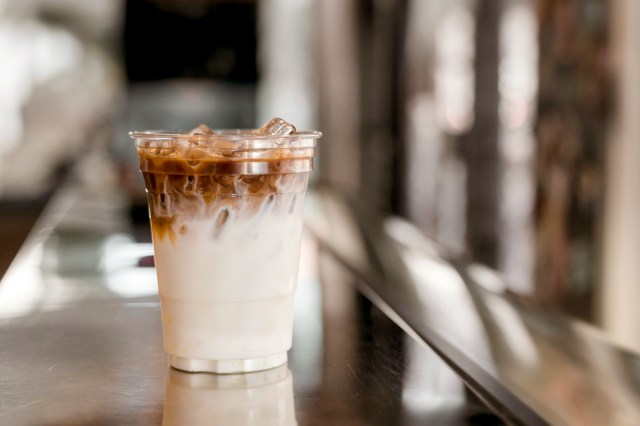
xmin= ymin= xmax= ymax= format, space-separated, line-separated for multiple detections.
xmin=152 ymin=192 xmax=305 ymax=369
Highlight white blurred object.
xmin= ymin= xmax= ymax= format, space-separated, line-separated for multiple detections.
xmin=0 ymin=21 xmax=82 ymax=154
xmin=600 ymin=0 xmax=640 ymax=354
xmin=434 ymin=1 xmax=476 ymax=135
xmin=497 ymin=0 xmax=537 ymax=295
xmin=257 ymin=0 xmax=317 ymax=130
xmin=0 ymin=0 xmax=122 ymax=198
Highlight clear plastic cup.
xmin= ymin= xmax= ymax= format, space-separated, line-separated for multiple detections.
xmin=130 ymin=128 xmax=320 ymax=373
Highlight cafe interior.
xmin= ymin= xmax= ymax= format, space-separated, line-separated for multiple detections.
xmin=1 ymin=0 xmax=639 ymax=424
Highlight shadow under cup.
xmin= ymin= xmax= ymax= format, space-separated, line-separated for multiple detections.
xmin=130 ymin=130 xmax=320 ymax=373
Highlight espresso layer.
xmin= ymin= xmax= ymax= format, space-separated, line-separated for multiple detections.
xmin=139 ymin=157 xmax=312 ymax=175
xmin=137 ymin=141 xmax=313 ymax=244
xmin=137 ymin=144 xmax=314 ymax=176
xmin=143 ymin=172 xmax=308 ymax=197
xmin=145 ymin=173 xmax=309 ymax=243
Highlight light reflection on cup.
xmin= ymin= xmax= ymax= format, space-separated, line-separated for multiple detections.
xmin=163 ymin=365 xmax=297 ymax=426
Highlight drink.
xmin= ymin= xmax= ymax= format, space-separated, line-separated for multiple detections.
xmin=131 ymin=121 xmax=320 ymax=373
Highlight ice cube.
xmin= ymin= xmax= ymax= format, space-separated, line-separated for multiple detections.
xmin=254 ymin=117 xmax=297 ymax=136
xmin=176 ymin=137 xmax=190 ymax=147
xmin=189 ymin=124 xmax=215 ymax=135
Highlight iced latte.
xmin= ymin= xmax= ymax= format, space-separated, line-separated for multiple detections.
xmin=131 ymin=119 xmax=320 ymax=373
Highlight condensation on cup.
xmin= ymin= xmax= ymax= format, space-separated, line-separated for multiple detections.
xmin=130 ymin=118 xmax=321 ymax=374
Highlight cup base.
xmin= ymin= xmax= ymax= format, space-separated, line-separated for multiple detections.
xmin=169 ymin=352 xmax=288 ymax=374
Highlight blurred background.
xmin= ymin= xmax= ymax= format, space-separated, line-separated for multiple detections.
xmin=0 ymin=0 xmax=638 ymax=353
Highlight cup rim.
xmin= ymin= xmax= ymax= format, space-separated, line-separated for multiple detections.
xmin=129 ymin=129 xmax=322 ymax=141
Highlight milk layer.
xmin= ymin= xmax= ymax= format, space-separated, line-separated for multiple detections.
xmin=152 ymin=192 xmax=305 ymax=361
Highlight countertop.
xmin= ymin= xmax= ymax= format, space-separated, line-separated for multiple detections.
xmin=0 ymin=173 xmax=497 ymax=425
xmin=2 ymin=163 xmax=640 ymax=425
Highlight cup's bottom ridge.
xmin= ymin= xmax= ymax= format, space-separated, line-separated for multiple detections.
xmin=169 ymin=352 xmax=288 ymax=374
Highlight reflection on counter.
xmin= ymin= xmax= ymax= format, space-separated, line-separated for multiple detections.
xmin=307 ymin=186 xmax=640 ymax=425
xmin=402 ymin=336 xmax=468 ymax=425
xmin=163 ymin=365 xmax=296 ymax=426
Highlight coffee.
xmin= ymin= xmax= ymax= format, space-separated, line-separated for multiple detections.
xmin=132 ymin=123 xmax=320 ymax=373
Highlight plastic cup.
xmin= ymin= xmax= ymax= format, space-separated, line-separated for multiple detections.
xmin=130 ymin=128 xmax=320 ymax=373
